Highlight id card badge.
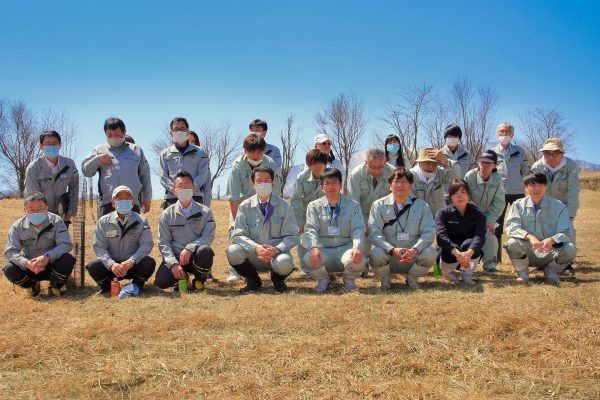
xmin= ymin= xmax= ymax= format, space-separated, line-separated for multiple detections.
xmin=328 ymin=226 xmax=340 ymax=236
xmin=397 ymin=232 xmax=409 ymax=241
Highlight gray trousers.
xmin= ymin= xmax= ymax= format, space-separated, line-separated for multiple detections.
xmin=226 ymin=244 xmax=294 ymax=276
xmin=302 ymin=242 xmax=365 ymax=277
xmin=504 ymin=238 xmax=576 ymax=269
xmin=369 ymin=245 xmax=436 ymax=277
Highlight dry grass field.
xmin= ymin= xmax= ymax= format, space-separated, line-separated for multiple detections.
xmin=0 ymin=189 xmax=599 ymax=399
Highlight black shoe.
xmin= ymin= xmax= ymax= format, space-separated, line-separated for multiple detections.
xmin=206 ymin=272 xmax=218 ymax=283
xmin=239 ymin=275 xmax=262 ymax=293
xmin=271 ymin=271 xmax=288 ymax=293
xmin=96 ymin=285 xmax=110 ymax=296
xmin=562 ymin=264 xmax=575 ymax=276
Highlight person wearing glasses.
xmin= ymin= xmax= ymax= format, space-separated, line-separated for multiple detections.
xmin=531 ymin=138 xmax=579 ymax=274
xmin=312 ymin=134 xmax=344 ymax=173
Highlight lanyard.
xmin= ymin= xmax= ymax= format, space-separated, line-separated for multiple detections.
xmin=326 ymin=199 xmax=340 ymax=225
xmin=391 ymin=202 xmax=412 ymax=232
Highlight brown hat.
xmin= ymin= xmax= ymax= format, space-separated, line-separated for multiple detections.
xmin=539 ymin=138 xmax=564 ymax=153
xmin=415 ymin=147 xmax=439 ymax=163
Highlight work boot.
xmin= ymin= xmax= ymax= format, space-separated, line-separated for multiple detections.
xmin=343 ymin=277 xmax=358 ymax=292
xmin=309 ymin=266 xmax=330 ymax=293
xmin=270 ymin=271 xmax=289 ymax=293
xmin=544 ymin=261 xmax=563 ymax=285
xmin=406 ymin=264 xmax=429 ymax=289
xmin=510 ymin=256 xmax=530 ymax=285
xmin=25 ymin=282 xmax=41 ymax=298
xmin=372 ymin=263 xmax=391 ymax=290
xmin=233 ymin=261 xmax=262 ymax=293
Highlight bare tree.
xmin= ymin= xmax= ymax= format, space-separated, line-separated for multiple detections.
xmin=448 ymin=76 xmax=498 ymax=156
xmin=279 ymin=113 xmax=302 ymax=190
xmin=424 ymin=98 xmax=449 ymax=150
xmin=517 ymin=108 xmax=575 ymax=162
xmin=315 ymin=93 xmax=366 ymax=193
xmin=150 ymin=123 xmax=172 ymax=175
xmin=198 ymin=121 xmax=242 ymax=188
xmin=0 ymin=99 xmax=40 ymax=197
xmin=39 ymin=107 xmax=81 ymax=160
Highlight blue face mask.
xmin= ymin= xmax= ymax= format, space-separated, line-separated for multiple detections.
xmin=44 ymin=146 xmax=60 ymax=158
xmin=115 ymin=200 xmax=133 ymax=214
xmin=386 ymin=143 xmax=400 ymax=154
xmin=28 ymin=212 xmax=48 ymax=225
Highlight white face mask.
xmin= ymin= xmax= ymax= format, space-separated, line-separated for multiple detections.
xmin=255 ymin=183 xmax=273 ymax=197
xmin=172 ymin=131 xmax=188 ymax=145
xmin=177 ymin=188 xmax=194 ymax=202
xmin=107 ymin=137 xmax=125 ymax=148
xmin=445 ymin=137 xmax=460 ymax=147
xmin=247 ymin=158 xmax=262 ymax=167
xmin=499 ymin=136 xmax=511 ymax=145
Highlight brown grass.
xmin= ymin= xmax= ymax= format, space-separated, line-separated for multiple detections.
xmin=0 ymin=192 xmax=599 ymax=399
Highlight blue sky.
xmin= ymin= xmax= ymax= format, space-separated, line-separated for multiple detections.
xmin=1 ymin=0 xmax=599 ymax=197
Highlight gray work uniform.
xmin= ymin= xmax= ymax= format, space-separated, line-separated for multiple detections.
xmin=93 ymin=211 xmax=154 ymax=269
xmin=265 ymin=143 xmax=282 ymax=170
xmin=464 ymin=169 xmax=506 ymax=268
xmin=158 ymin=201 xmax=216 ymax=268
xmin=159 ymin=144 xmax=212 ymax=206
xmin=347 ymin=162 xmax=394 ymax=222
xmin=226 ymin=154 xmax=281 ymax=205
xmin=410 ymin=161 xmax=460 ymax=215
xmin=25 ymin=156 xmax=79 ymax=218
xmin=368 ymin=194 xmax=436 ymax=278
xmin=531 ymin=157 xmax=579 ymax=220
xmin=227 ymin=195 xmax=299 ymax=275
xmin=491 ymin=143 xmax=529 ymax=195
xmin=302 ymin=195 xmax=366 ymax=277
xmin=504 ymin=195 xmax=576 ymax=269
xmin=5 ymin=213 xmax=73 ymax=268
xmin=81 ymin=142 xmax=152 ymax=206
xmin=442 ymin=145 xmax=474 ymax=179
xmin=290 ymin=168 xmax=324 ymax=270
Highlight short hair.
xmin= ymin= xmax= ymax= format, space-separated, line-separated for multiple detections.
xmin=104 ymin=117 xmax=126 ymax=133
xmin=447 ymin=179 xmax=471 ymax=200
xmin=188 ymin=131 xmax=200 ymax=146
xmin=39 ymin=130 xmax=61 ymax=145
xmin=388 ymin=167 xmax=414 ymax=184
xmin=249 ymin=119 xmax=268 ymax=132
xmin=523 ymin=171 xmax=548 ymax=186
xmin=366 ymin=148 xmax=385 ymax=160
xmin=124 ymin=134 xmax=135 ymax=144
xmin=305 ymin=149 xmax=328 ymax=166
xmin=243 ymin=133 xmax=266 ymax=152
xmin=174 ymin=170 xmax=194 ymax=184
xmin=320 ymin=167 xmax=343 ymax=185
xmin=497 ymin=122 xmax=514 ymax=134
xmin=170 ymin=117 xmax=189 ymax=129
xmin=24 ymin=192 xmax=48 ymax=206
xmin=251 ymin=166 xmax=274 ymax=182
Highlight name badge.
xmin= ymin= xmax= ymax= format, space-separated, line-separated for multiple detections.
xmin=106 ymin=230 xmax=118 ymax=238
xmin=397 ymin=232 xmax=409 ymax=241
xmin=328 ymin=226 xmax=340 ymax=236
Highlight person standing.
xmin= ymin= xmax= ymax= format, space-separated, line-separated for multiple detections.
xmin=25 ymin=130 xmax=79 ymax=226
xmin=383 ymin=134 xmax=411 ymax=168
xmin=440 ymin=124 xmax=474 ymax=179
xmin=464 ymin=150 xmax=506 ymax=272
xmin=81 ymin=117 xmax=152 ymax=216
xmin=491 ymin=122 xmax=530 ymax=262
xmin=249 ymin=119 xmax=282 ymax=170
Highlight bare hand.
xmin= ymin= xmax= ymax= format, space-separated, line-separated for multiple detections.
xmin=256 ymin=245 xmax=275 ymax=262
xmin=111 ymin=263 xmax=126 ymax=278
xmin=142 ymin=201 xmax=151 ymax=213
xmin=99 ymin=154 xmax=113 ymax=165
xmin=486 ymin=223 xmax=495 ymax=233
xmin=171 ymin=264 xmax=186 ymax=280
xmin=25 ymin=259 xmax=45 ymax=274
xmin=428 ymin=149 xmax=448 ymax=165
xmin=309 ymin=248 xmax=322 ymax=267
xmin=298 ymin=225 xmax=305 ymax=234
xmin=350 ymin=248 xmax=362 ymax=265
xmin=528 ymin=235 xmax=542 ymax=250
xmin=399 ymin=248 xmax=417 ymax=263
xmin=179 ymin=249 xmax=192 ymax=266
xmin=121 ymin=259 xmax=135 ymax=273
xmin=32 ymin=255 xmax=50 ymax=270
xmin=540 ymin=238 xmax=555 ymax=252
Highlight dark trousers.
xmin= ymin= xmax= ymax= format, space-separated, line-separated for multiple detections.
xmin=162 ymin=196 xmax=204 ymax=210
xmin=99 ymin=203 xmax=141 ymax=217
xmin=154 ymin=245 xmax=214 ymax=289
xmin=86 ymin=256 xmax=156 ymax=289
xmin=3 ymin=253 xmax=75 ymax=289
xmin=440 ymin=239 xmax=481 ymax=264
xmin=495 ymin=193 xmax=525 ymax=262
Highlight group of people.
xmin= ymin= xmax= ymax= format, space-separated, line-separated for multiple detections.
xmin=3 ymin=117 xmax=579 ymax=296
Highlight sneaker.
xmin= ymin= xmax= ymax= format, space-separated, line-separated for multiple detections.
xmin=405 ymin=275 xmax=419 ymax=290
xmin=544 ymin=269 xmax=560 ymax=285
xmin=314 ymin=276 xmax=330 ymax=293
xmin=25 ymin=282 xmax=41 ymax=297
xmin=562 ymin=264 xmax=575 ymax=276
xmin=516 ymin=270 xmax=531 ymax=286
xmin=462 ymin=275 xmax=476 ymax=286
xmin=483 ymin=263 xmax=498 ymax=272
xmin=191 ymin=279 xmax=205 ymax=291
xmin=380 ymin=276 xmax=391 ymax=291
xmin=49 ymin=287 xmax=62 ymax=297
xmin=205 ymin=272 xmax=218 ymax=283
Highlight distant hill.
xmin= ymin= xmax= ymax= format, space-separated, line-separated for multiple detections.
xmin=576 ymin=160 xmax=600 ymax=171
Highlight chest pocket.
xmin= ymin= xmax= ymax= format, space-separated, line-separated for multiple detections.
xmin=247 ymin=215 xmax=262 ymax=238
xmin=188 ymin=218 xmax=205 ymax=236
xmin=20 ymin=237 xmax=37 ymax=249
xmin=551 ymin=173 xmax=568 ymax=195
xmin=37 ymin=231 xmax=56 ymax=248
xmin=165 ymin=154 xmax=183 ymax=175
xmin=38 ymin=176 xmax=55 ymax=192
xmin=269 ymin=213 xmax=284 ymax=237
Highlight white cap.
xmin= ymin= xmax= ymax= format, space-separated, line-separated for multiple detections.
xmin=112 ymin=185 xmax=133 ymax=199
xmin=313 ymin=133 xmax=330 ymax=146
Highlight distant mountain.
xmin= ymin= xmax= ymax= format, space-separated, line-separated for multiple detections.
xmin=576 ymin=160 xmax=600 ymax=171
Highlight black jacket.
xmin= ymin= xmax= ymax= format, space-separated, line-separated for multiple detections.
xmin=435 ymin=203 xmax=487 ymax=253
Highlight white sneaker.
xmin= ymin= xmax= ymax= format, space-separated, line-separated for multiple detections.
xmin=516 ymin=270 xmax=530 ymax=285
xmin=227 ymin=272 xmax=241 ymax=282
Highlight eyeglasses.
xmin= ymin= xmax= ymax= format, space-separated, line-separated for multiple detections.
xmin=319 ymin=142 xmax=332 ymax=146
xmin=543 ymin=151 xmax=562 ymax=157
